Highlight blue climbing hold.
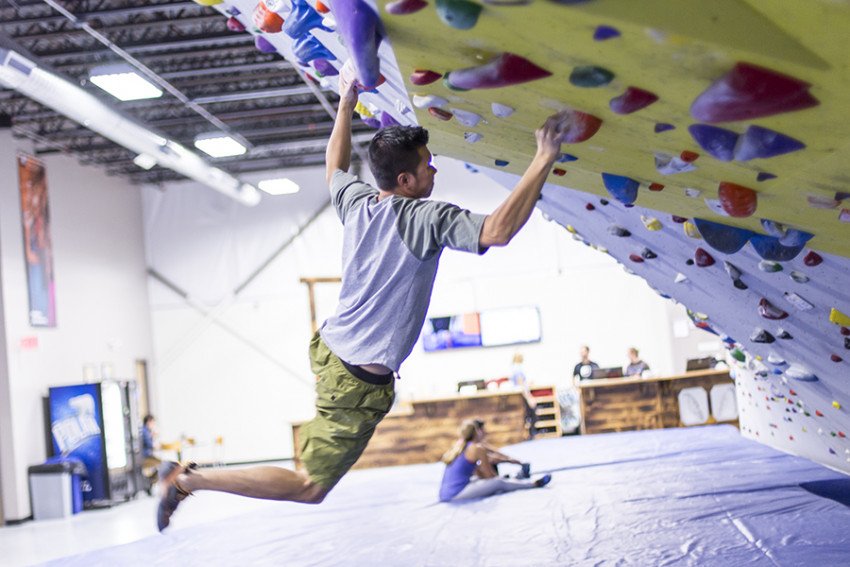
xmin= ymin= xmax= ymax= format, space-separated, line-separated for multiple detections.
xmin=757 ymin=172 xmax=777 ymax=182
xmin=495 ymin=159 xmax=509 ymax=167
xmin=556 ymin=153 xmax=578 ymax=163
xmin=688 ymin=124 xmax=739 ymax=161
xmin=749 ymin=234 xmax=806 ymax=262
xmin=593 ymin=25 xmax=621 ymax=41
xmin=601 ymin=173 xmax=639 ymax=205
xmin=692 ymin=218 xmax=754 ymax=254
xmin=283 ymin=0 xmax=332 ymax=38
xmin=292 ymin=34 xmax=336 ymax=64
xmin=655 ymin=123 xmax=675 ymax=133
xmin=734 ymin=125 xmax=806 ymax=161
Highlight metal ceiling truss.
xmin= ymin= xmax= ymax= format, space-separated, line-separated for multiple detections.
xmin=0 ymin=0 xmax=364 ymax=186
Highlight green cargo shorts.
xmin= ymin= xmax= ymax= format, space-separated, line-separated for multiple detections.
xmin=299 ymin=332 xmax=395 ymax=489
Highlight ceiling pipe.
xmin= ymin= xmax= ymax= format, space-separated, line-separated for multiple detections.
xmin=0 ymin=47 xmax=260 ymax=206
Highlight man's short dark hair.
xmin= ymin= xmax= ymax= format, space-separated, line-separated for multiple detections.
xmin=367 ymin=126 xmax=429 ymax=189
xmin=143 ymin=414 xmax=155 ymax=426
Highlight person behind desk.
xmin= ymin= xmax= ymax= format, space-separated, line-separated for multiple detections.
xmin=141 ymin=415 xmax=162 ymax=494
xmin=439 ymin=419 xmax=551 ymax=502
xmin=572 ymin=345 xmax=600 ymax=381
xmin=625 ymin=347 xmax=650 ymax=377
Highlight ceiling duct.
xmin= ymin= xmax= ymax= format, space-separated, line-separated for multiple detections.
xmin=0 ymin=47 xmax=261 ymax=206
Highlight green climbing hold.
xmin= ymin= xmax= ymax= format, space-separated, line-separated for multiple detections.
xmin=436 ymin=0 xmax=482 ymax=29
xmin=731 ymin=348 xmax=746 ymax=362
xmin=569 ymin=65 xmax=615 ymax=88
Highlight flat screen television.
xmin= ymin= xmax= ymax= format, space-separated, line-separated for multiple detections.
xmin=422 ymin=306 xmax=541 ymax=352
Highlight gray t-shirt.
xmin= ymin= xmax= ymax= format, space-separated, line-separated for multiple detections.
xmin=320 ymin=170 xmax=488 ymax=372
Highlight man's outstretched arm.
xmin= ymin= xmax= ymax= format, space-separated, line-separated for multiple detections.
xmin=325 ymin=68 xmax=360 ymax=185
xmin=479 ymin=111 xmax=571 ymax=248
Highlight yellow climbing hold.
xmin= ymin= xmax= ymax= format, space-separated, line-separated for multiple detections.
xmin=354 ymin=101 xmax=374 ymax=118
xmin=641 ymin=215 xmax=662 ymax=231
xmin=755 ymin=355 xmax=762 ymax=361
xmin=829 ymin=307 xmax=850 ymax=327
xmin=192 ymin=0 xmax=222 ymax=5
xmin=683 ymin=221 xmax=701 ymax=239
xmin=566 ymin=225 xmax=576 ymax=234
xmin=834 ymin=400 xmax=842 ymax=410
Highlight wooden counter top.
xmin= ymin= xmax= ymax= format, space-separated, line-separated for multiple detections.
xmin=575 ymin=368 xmax=731 ymax=389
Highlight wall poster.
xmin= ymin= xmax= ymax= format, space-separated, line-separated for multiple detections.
xmin=18 ymin=154 xmax=56 ymax=327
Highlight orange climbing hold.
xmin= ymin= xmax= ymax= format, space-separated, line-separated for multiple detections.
xmin=718 ymin=182 xmax=758 ymax=218
xmin=553 ymin=168 xmax=566 ymax=176
xmin=428 ymin=107 xmax=453 ymax=121
xmin=253 ymin=1 xmax=284 ymax=33
xmin=680 ymin=151 xmax=699 ymax=163
xmin=649 ymin=183 xmax=665 ymax=191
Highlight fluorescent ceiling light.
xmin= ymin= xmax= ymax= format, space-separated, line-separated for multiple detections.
xmin=133 ymin=153 xmax=157 ymax=170
xmin=89 ymin=64 xmax=162 ymax=101
xmin=258 ymin=177 xmax=300 ymax=195
xmin=193 ymin=133 xmax=247 ymax=158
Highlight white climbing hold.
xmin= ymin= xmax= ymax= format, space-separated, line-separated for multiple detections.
xmin=451 ymin=108 xmax=483 ymax=127
xmin=674 ymin=272 xmax=688 ymax=283
xmin=784 ymin=292 xmax=813 ymax=311
xmin=655 ymin=153 xmax=696 ymax=175
xmin=491 ymin=102 xmax=514 ymax=117
xmin=412 ymin=94 xmax=448 ymax=109
xmin=464 ymin=132 xmax=482 ymax=143
xmin=684 ymin=187 xmax=702 ymax=198
xmin=704 ymin=198 xmax=730 ymax=217
xmin=395 ymin=99 xmax=411 ymax=115
xmin=767 ymin=352 xmax=786 ymax=365
xmin=785 ymin=363 xmax=817 ymax=381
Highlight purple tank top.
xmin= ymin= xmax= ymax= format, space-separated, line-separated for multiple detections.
xmin=439 ymin=444 xmax=477 ymax=502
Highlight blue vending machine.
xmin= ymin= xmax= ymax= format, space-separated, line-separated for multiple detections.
xmin=48 ymin=382 xmax=138 ymax=506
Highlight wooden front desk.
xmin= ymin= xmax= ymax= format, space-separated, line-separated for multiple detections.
xmin=291 ymin=389 xmax=529 ymax=470
xmin=576 ymin=369 xmax=735 ymax=435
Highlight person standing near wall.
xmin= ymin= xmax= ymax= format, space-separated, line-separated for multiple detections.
xmin=625 ymin=347 xmax=650 ymax=377
xmin=154 ymin=67 xmax=573 ymax=531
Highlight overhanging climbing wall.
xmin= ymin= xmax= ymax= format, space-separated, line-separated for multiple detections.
xmin=198 ymin=0 xmax=850 ymax=473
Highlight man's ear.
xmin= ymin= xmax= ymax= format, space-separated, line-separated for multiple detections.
xmin=397 ymin=172 xmax=412 ymax=188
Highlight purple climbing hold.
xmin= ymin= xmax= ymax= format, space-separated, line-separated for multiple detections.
xmin=690 ymin=62 xmax=819 ymax=123
xmin=695 ymin=247 xmax=715 ymax=267
xmin=226 ymin=6 xmax=241 ymax=15
xmin=557 ymin=153 xmax=578 ymax=163
xmin=283 ymin=0 xmax=332 ymax=38
xmin=446 ymin=53 xmax=552 ymax=91
xmin=655 ymin=123 xmax=675 ymax=133
xmin=757 ymin=172 xmax=777 ymax=182
xmin=758 ymin=298 xmax=789 ymax=320
xmin=593 ymin=25 xmax=621 ymax=41
xmin=385 ymin=0 xmax=428 ymax=14
xmin=688 ymin=124 xmax=738 ymax=161
xmin=692 ymin=218 xmax=754 ymax=254
xmin=750 ymin=328 xmax=776 ymax=344
xmin=672 ymin=215 xmax=688 ymax=223
xmin=362 ymin=116 xmax=381 ymax=129
xmin=601 ymin=173 xmax=640 ymax=205
xmin=330 ymin=0 xmax=384 ymax=88
xmin=255 ymin=36 xmax=277 ymax=54
xmin=312 ymin=58 xmax=338 ymax=77
xmin=609 ymin=87 xmax=659 ymax=114
xmin=379 ymin=111 xmax=400 ymax=128
xmin=292 ymin=34 xmax=336 ymax=64
xmin=750 ymin=234 xmax=807 ymax=262
xmin=734 ymin=125 xmax=806 ymax=161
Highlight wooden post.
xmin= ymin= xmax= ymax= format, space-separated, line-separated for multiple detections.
xmin=299 ymin=276 xmax=342 ymax=334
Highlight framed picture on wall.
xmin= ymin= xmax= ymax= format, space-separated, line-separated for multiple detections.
xmin=17 ymin=154 xmax=57 ymax=327
xmin=422 ymin=312 xmax=482 ymax=352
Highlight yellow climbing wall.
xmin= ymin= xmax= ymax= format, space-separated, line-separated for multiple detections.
xmin=379 ymin=0 xmax=850 ymax=257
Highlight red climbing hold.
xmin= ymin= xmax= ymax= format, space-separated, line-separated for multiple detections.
xmin=560 ymin=111 xmax=603 ymax=144
xmin=315 ymin=0 xmax=330 ymax=12
xmin=386 ymin=0 xmax=428 ymax=14
xmin=609 ymin=86 xmax=658 ymax=114
xmin=758 ymin=298 xmax=788 ymax=320
xmin=680 ymin=151 xmax=699 ymax=163
xmin=585 ymin=203 xmax=595 ymax=211
xmin=695 ymin=247 xmax=715 ymax=267
xmin=718 ymin=182 xmax=758 ymax=218
xmin=842 ymin=327 xmax=850 ymax=337
xmin=226 ymin=16 xmax=246 ymax=32
xmin=629 ymin=254 xmax=644 ymax=263
xmin=428 ymin=107 xmax=453 ymax=121
xmin=831 ymin=354 xmax=843 ymax=363
xmin=803 ymin=251 xmax=823 ymax=267
xmin=789 ymin=389 xmax=797 ymax=396
xmin=816 ymin=410 xmax=824 ymax=417
xmin=553 ymin=168 xmax=566 ymax=176
xmin=840 ymin=431 xmax=847 ymax=438
xmin=446 ymin=53 xmax=552 ymax=91
xmin=690 ymin=62 xmax=819 ymax=123
xmin=410 ymin=69 xmax=442 ymax=86
xmin=649 ymin=183 xmax=665 ymax=191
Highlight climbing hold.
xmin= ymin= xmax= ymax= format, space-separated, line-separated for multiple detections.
xmin=608 ymin=226 xmax=631 ymax=237
xmin=451 ymin=108 xmax=483 ymax=127
xmin=331 ymin=0 xmax=384 ymax=88
xmin=690 ymin=62 xmax=819 ymax=123
xmin=704 ymin=198 xmax=730 ymax=217
xmin=428 ymin=107 xmax=453 ymax=121
xmin=410 ymin=70 xmax=442 ymax=86
xmin=379 ymin=112 xmax=400 ymax=128
xmin=569 ymin=65 xmax=615 ymax=87
xmin=446 ymin=53 xmax=552 ymax=91
xmin=807 ymin=195 xmax=839 ymax=209
xmin=829 ymin=307 xmax=850 ymax=327
xmin=688 ymin=124 xmax=738 ymax=161
xmin=684 ymin=188 xmax=702 ymax=199
xmin=759 ymin=220 xmax=814 ymax=247
xmin=777 ymin=328 xmax=792 ymax=340
xmin=784 ymin=292 xmax=813 ymax=311
xmin=226 ymin=16 xmax=246 ymax=32
xmin=585 ymin=203 xmax=595 ymax=211
xmin=647 ymin=183 xmax=664 ymax=192
xmin=557 ymin=153 xmax=578 ymax=163
xmin=255 ymin=35 xmax=279 ymax=53
xmin=816 ymin=410 xmax=824 ymax=417
xmin=385 ymin=0 xmax=428 ymax=14
xmin=833 ymin=401 xmax=842 ymax=409
xmin=641 ymin=248 xmax=657 ymax=259
xmin=494 ymin=159 xmax=509 ymax=167
xmin=593 ymin=25 xmax=621 ymax=41
xmin=750 ymin=234 xmax=806 ymax=262
xmin=491 ymin=102 xmax=514 ymax=117
xmin=436 ymin=0 xmax=482 ymax=30
xmin=734 ymin=126 xmax=806 ymax=161
xmin=552 ymin=168 xmax=566 ymax=176
xmin=655 ymin=123 xmax=675 ymax=133
xmin=601 ymin=173 xmax=639 ymax=204
xmin=672 ymin=215 xmax=687 ymax=223
xmin=629 ymin=254 xmax=644 ymax=263
xmin=292 ymin=33 xmax=336 ymax=64
xmin=412 ymin=94 xmax=448 ymax=109
xmin=680 ymin=151 xmax=699 ymax=163
xmin=655 ymin=153 xmax=696 ymax=175
xmin=674 ymin=273 xmax=688 ymax=284
xmin=253 ymin=1 xmax=284 ymax=33
xmin=609 ymin=87 xmax=658 ymax=114
xmin=464 ymin=132 xmax=482 ymax=143
xmin=559 ymin=111 xmax=602 ymax=143
xmin=312 ymin=59 xmax=338 ymax=77
xmin=789 ymin=271 xmax=809 ymax=284
xmin=733 ymin=279 xmax=748 ymax=290
xmin=767 ymin=352 xmax=786 ymax=365
xmin=641 ymin=216 xmax=662 ymax=231
xmin=730 ymin=348 xmax=746 ymax=362
xmin=758 ymin=298 xmax=788 ymax=320
xmin=843 ymin=327 xmax=850 ymax=336
xmin=724 ymin=261 xmax=742 ymax=280
xmin=831 ymin=354 xmax=843 ymax=363
xmin=840 ymin=209 xmax=850 ymax=223
xmin=600 ymin=198 xmax=609 ymax=206
xmin=757 ymin=172 xmax=777 ymax=182
xmin=694 ymin=247 xmax=715 ymax=267
xmin=750 ymin=328 xmax=775 ymax=344
xmin=683 ymin=222 xmax=701 ymax=239
xmin=283 ymin=0 xmax=332 ymax=38
xmin=718 ymin=182 xmax=757 ymax=218
xmin=693 ymin=218 xmax=753 ymax=254
xmin=803 ymin=251 xmax=823 ymax=267
xmin=758 ymin=260 xmax=783 ymax=273
xmin=226 ymin=6 xmax=241 ymax=15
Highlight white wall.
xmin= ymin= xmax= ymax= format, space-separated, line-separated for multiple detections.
xmin=145 ymin=156 xmax=704 ymax=464
xmin=0 ymin=131 xmax=154 ymax=521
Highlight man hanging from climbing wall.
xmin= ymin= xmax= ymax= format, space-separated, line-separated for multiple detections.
xmin=155 ymin=65 xmax=571 ymax=531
